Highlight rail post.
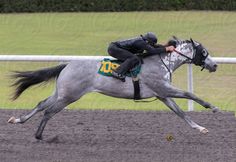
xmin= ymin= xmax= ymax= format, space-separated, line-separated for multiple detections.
xmin=187 ymin=64 xmax=194 ymax=111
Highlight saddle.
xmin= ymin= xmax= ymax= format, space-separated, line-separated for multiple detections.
xmin=98 ymin=58 xmax=141 ymax=100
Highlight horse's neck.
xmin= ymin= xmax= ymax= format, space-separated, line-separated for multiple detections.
xmin=158 ymin=42 xmax=193 ymax=72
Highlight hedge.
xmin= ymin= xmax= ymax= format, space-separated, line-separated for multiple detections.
xmin=0 ymin=0 xmax=235 ymax=13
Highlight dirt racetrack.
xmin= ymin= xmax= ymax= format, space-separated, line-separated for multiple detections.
xmin=0 ymin=109 xmax=235 ymax=162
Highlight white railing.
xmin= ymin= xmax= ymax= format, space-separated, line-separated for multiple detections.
xmin=0 ymin=55 xmax=113 ymax=61
xmin=0 ymin=55 xmax=236 ymax=111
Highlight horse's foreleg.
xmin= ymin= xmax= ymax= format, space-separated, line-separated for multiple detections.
xmin=165 ymin=86 xmax=219 ymax=113
xmin=8 ymin=96 xmax=55 ymax=124
xmin=159 ymin=97 xmax=208 ymax=134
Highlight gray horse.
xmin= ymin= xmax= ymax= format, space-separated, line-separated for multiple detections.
xmin=8 ymin=38 xmax=219 ymax=140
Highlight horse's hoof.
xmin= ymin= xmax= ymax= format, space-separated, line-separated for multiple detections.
xmin=8 ymin=116 xmax=16 ymax=124
xmin=35 ymin=136 xmax=43 ymax=140
xmin=200 ymin=128 xmax=209 ymax=134
xmin=212 ymin=107 xmax=220 ymax=113
xmin=35 ymin=134 xmax=43 ymax=140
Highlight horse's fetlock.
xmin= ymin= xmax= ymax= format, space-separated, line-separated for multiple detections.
xmin=19 ymin=116 xmax=26 ymax=123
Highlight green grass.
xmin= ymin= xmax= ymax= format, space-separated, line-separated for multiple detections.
xmin=0 ymin=11 xmax=235 ymax=112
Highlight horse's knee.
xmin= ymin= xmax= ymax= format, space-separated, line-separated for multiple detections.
xmin=184 ymin=92 xmax=193 ymax=98
xmin=184 ymin=92 xmax=199 ymax=100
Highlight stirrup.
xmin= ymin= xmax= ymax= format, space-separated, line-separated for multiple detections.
xmin=111 ymin=71 xmax=126 ymax=82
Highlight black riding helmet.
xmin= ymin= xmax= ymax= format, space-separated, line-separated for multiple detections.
xmin=141 ymin=32 xmax=158 ymax=46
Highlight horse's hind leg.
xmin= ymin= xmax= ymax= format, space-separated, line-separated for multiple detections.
xmin=35 ymin=97 xmax=73 ymax=140
xmin=159 ymin=97 xmax=209 ymax=134
xmin=8 ymin=96 xmax=56 ymax=124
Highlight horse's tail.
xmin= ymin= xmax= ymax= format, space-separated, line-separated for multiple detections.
xmin=11 ymin=64 xmax=67 ymax=100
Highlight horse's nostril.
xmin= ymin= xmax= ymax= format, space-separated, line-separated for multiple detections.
xmin=214 ymin=64 xmax=217 ymax=68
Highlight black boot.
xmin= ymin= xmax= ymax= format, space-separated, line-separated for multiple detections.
xmin=111 ymin=70 xmax=126 ymax=82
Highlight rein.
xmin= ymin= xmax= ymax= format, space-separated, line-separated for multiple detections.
xmin=174 ymin=49 xmax=194 ymax=62
xmin=159 ymin=54 xmax=172 ymax=82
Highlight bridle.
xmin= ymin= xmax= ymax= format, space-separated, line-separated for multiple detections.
xmin=159 ymin=39 xmax=209 ymax=81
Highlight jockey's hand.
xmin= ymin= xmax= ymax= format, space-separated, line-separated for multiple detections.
xmin=165 ymin=46 xmax=175 ymax=52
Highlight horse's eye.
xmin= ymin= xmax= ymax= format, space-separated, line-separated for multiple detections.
xmin=202 ymin=49 xmax=208 ymax=57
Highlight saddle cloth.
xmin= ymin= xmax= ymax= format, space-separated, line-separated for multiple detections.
xmin=98 ymin=58 xmax=141 ymax=77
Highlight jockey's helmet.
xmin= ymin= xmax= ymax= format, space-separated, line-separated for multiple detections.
xmin=142 ymin=32 xmax=158 ymax=45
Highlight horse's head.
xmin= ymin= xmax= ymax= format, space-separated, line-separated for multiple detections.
xmin=190 ymin=38 xmax=217 ymax=72
xmin=168 ymin=36 xmax=217 ymax=73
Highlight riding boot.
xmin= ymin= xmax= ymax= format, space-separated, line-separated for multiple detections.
xmin=111 ymin=70 xmax=126 ymax=82
xmin=111 ymin=60 xmax=131 ymax=82
xmin=112 ymin=57 xmax=138 ymax=82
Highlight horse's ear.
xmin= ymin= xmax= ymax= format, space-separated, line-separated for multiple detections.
xmin=173 ymin=35 xmax=178 ymax=40
xmin=190 ymin=38 xmax=196 ymax=47
xmin=172 ymin=35 xmax=181 ymax=44
xmin=190 ymin=38 xmax=194 ymax=44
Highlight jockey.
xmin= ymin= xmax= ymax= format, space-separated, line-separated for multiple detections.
xmin=107 ymin=32 xmax=175 ymax=82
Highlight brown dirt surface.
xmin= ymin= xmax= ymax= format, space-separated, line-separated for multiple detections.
xmin=0 ymin=109 xmax=235 ymax=162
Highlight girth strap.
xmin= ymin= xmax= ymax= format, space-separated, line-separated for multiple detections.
xmin=132 ymin=77 xmax=141 ymax=100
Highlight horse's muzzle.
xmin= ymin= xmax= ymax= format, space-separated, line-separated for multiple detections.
xmin=209 ymin=64 xmax=217 ymax=72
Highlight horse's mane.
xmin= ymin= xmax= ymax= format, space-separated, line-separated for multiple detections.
xmin=166 ymin=36 xmax=191 ymax=47
xmin=142 ymin=36 xmax=191 ymax=59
